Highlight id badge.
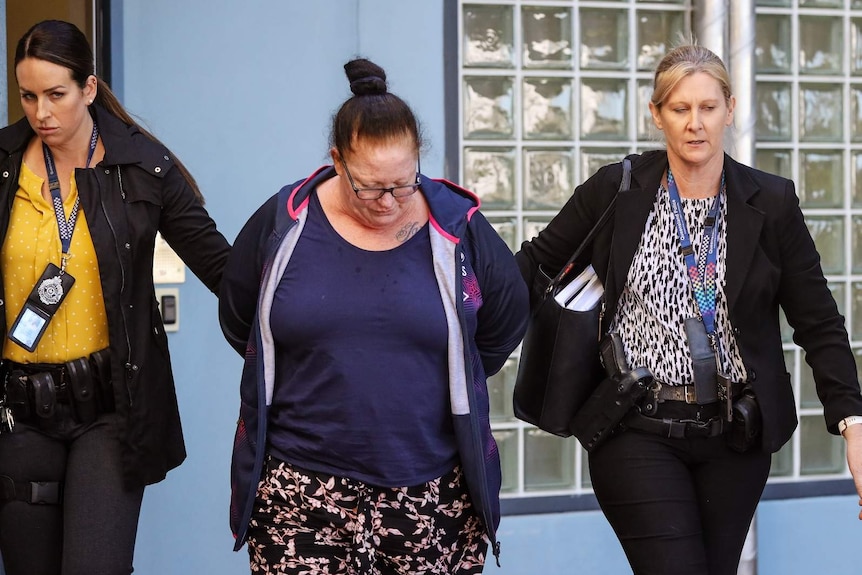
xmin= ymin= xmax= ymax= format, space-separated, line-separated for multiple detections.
xmin=9 ymin=263 xmax=75 ymax=352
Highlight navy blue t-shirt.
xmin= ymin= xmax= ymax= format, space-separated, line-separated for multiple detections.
xmin=267 ymin=192 xmax=458 ymax=487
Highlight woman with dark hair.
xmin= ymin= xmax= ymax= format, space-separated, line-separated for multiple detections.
xmin=219 ymin=57 xmax=528 ymax=574
xmin=0 ymin=19 xmax=230 ymax=575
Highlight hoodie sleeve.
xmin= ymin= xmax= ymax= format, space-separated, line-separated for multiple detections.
xmin=469 ymin=212 xmax=530 ymax=377
xmin=218 ymin=193 xmax=279 ymax=355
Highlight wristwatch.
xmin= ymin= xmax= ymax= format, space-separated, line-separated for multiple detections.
xmin=838 ymin=415 xmax=862 ymax=436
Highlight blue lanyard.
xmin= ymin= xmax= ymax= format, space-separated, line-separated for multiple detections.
xmin=42 ymin=121 xmax=99 ymax=271
xmin=666 ymin=168 xmax=723 ymax=337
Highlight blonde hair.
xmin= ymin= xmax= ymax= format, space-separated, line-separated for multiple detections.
xmin=650 ymin=44 xmax=733 ymax=110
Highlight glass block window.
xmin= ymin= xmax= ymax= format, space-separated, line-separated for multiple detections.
xmin=458 ymin=0 xmax=859 ymax=504
xmin=458 ymin=0 xmax=689 ymax=500
xmin=755 ymin=0 xmax=861 ymax=484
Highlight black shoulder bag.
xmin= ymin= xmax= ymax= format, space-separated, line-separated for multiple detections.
xmin=512 ymin=159 xmax=632 ymax=437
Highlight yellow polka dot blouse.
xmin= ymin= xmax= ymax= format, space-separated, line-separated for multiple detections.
xmin=2 ymin=162 xmax=110 ymax=362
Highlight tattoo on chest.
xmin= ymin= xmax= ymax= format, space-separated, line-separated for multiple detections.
xmin=396 ymin=221 xmax=421 ymax=243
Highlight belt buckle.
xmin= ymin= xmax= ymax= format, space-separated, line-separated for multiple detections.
xmin=684 ymin=386 xmax=697 ymax=404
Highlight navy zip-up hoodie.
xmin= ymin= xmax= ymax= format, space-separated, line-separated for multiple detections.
xmin=219 ymin=166 xmax=529 ymax=561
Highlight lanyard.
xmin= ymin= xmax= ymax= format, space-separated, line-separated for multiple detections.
xmin=666 ymin=168 xmax=723 ymax=338
xmin=42 ymin=121 xmax=99 ymax=272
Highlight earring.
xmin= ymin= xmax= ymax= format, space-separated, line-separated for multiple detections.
xmin=88 ymin=100 xmax=93 ymax=105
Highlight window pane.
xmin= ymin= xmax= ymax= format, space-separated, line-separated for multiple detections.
xmin=580 ymin=8 xmax=628 ymax=70
xmin=852 ymin=283 xmax=862 ymax=341
xmin=798 ymin=151 xmax=843 ymax=208
xmin=523 ymin=77 xmax=573 ymax=140
xmin=463 ymin=76 xmax=514 ymax=139
xmin=756 ymin=82 xmax=792 ymax=141
xmin=755 ymin=149 xmax=793 ymax=179
xmin=522 ymin=6 xmax=573 ymax=69
xmin=799 ymin=17 xmax=842 ymax=75
xmin=800 ymin=0 xmax=843 ymax=6
xmin=853 ymin=220 xmax=862 ymax=275
xmin=581 ymin=148 xmax=629 ymax=182
xmin=463 ymin=4 xmax=515 ymax=68
xmin=800 ymin=357 xmax=818 ymax=409
xmin=799 ymin=84 xmax=842 ymax=142
xmin=488 ymin=358 xmax=518 ymax=421
xmin=524 ymin=148 xmax=574 ymax=209
xmin=851 ymin=85 xmax=862 ymax=141
xmin=494 ymin=429 xmax=519 ymax=493
xmin=770 ymin=440 xmax=793 ymax=477
xmin=463 ymin=147 xmax=516 ymax=209
xmin=488 ymin=217 xmax=518 ymax=252
xmin=800 ymin=415 xmax=845 ymax=475
xmin=637 ymin=80 xmax=658 ymax=140
xmin=523 ymin=217 xmax=551 ymax=241
xmin=804 ymin=216 xmax=844 ymax=274
xmin=581 ymin=79 xmax=628 ymax=140
xmin=853 ymin=152 xmax=862 ymax=207
xmin=636 ymin=10 xmax=683 ymax=71
xmin=755 ymin=14 xmax=792 ymax=73
xmin=524 ymin=429 xmax=576 ymax=490
xmin=852 ymin=19 xmax=862 ymax=75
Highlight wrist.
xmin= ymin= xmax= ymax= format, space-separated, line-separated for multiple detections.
xmin=838 ymin=416 xmax=862 ymax=436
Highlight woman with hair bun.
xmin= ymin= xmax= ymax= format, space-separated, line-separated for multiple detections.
xmin=219 ymin=57 xmax=528 ymax=574
xmin=0 ymin=19 xmax=230 ymax=575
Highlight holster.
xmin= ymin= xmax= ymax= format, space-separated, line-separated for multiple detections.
xmin=726 ymin=387 xmax=761 ymax=452
xmin=570 ymin=334 xmax=653 ymax=452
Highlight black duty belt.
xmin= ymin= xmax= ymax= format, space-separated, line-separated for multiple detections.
xmin=624 ymin=412 xmax=726 ymax=439
xmin=1 ymin=348 xmax=113 ymax=426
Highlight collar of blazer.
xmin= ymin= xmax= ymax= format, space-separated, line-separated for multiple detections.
xmin=606 ymin=151 xmax=765 ymax=321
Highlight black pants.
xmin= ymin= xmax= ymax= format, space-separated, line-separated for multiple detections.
xmin=588 ymin=414 xmax=770 ymax=575
xmin=0 ymin=408 xmax=144 ymax=575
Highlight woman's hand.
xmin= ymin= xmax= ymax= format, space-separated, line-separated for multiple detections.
xmin=844 ymin=423 xmax=862 ymax=519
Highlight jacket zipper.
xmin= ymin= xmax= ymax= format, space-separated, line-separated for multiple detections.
xmin=456 ymin=243 xmax=501 ymax=566
xmin=100 ymin=165 xmax=134 ymax=407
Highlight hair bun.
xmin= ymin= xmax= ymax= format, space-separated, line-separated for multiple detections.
xmin=344 ymin=58 xmax=387 ymax=96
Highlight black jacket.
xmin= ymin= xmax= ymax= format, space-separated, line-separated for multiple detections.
xmin=0 ymin=106 xmax=231 ymax=487
xmin=516 ymin=150 xmax=862 ymax=452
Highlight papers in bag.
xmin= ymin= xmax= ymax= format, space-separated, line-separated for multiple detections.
xmin=554 ymin=265 xmax=603 ymax=311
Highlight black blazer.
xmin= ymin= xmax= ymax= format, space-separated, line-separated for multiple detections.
xmin=516 ymin=149 xmax=862 ymax=452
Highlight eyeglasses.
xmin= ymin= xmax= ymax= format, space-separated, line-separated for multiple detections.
xmin=339 ymin=157 xmax=421 ymax=200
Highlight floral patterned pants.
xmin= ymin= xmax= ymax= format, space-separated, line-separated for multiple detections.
xmin=246 ymin=456 xmax=488 ymax=574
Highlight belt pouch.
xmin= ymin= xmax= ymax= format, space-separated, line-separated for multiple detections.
xmin=66 ymin=357 xmax=96 ymax=424
xmin=683 ymin=317 xmax=718 ymax=404
xmin=4 ymin=372 xmax=31 ymax=418
xmin=727 ymin=387 xmax=761 ymax=452
xmin=29 ymin=372 xmax=56 ymax=419
xmin=90 ymin=349 xmax=114 ymax=413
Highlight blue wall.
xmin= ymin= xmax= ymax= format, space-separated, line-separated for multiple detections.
xmin=116 ymin=1 xmax=446 ymax=573
xmin=112 ymin=2 xmax=862 ymax=573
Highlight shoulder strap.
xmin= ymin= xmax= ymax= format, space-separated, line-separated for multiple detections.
xmin=545 ymin=157 xmax=632 ymax=295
